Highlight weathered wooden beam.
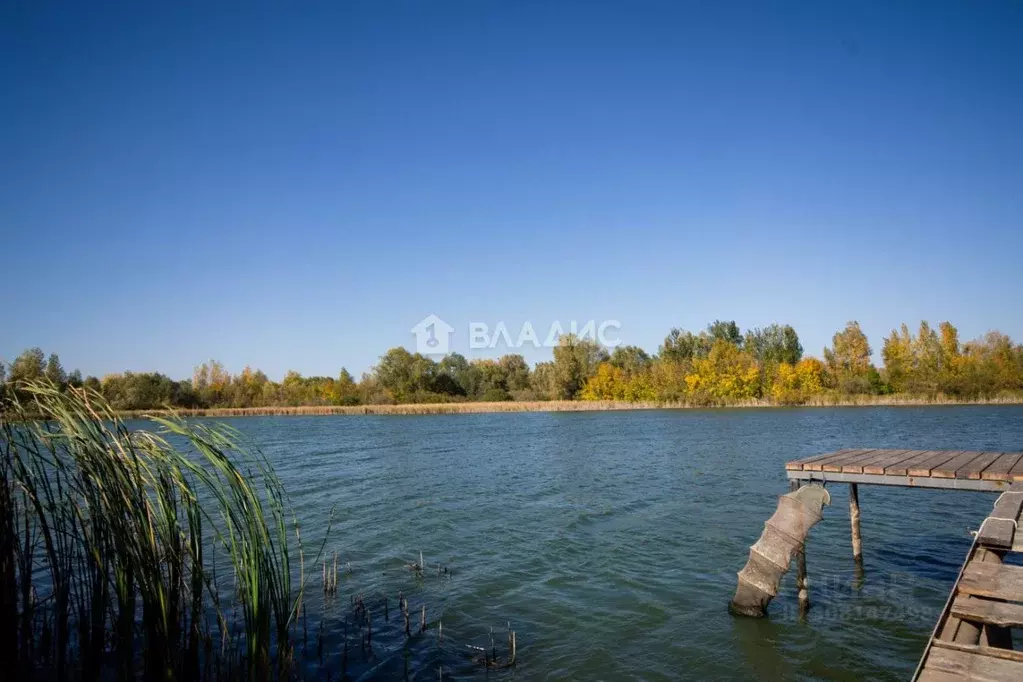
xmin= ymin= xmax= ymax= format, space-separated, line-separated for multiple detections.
xmin=849 ymin=483 xmax=863 ymax=564
xmin=951 ymin=596 xmax=1023 ymax=629
xmin=787 ymin=470 xmax=1012 ymax=492
xmin=921 ymin=645 xmax=1023 ymax=680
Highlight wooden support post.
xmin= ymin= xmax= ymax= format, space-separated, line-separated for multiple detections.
xmin=796 ymin=544 xmax=810 ymax=615
xmin=849 ymin=483 xmax=863 ymax=570
xmin=790 ymin=480 xmax=810 ymax=614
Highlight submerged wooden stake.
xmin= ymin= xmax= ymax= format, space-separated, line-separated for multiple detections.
xmin=791 ymin=480 xmax=810 ymax=614
xmin=849 ymin=483 xmax=863 ymax=565
xmin=796 ymin=543 xmax=810 ymax=614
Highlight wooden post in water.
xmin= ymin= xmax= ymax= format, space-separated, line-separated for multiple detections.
xmin=796 ymin=545 xmax=809 ymax=615
xmin=849 ymin=483 xmax=863 ymax=564
xmin=790 ymin=480 xmax=810 ymax=614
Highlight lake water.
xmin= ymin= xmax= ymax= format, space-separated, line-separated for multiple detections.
xmin=219 ymin=406 xmax=1023 ymax=680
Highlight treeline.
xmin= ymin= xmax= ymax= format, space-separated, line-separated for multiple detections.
xmin=2 ymin=320 xmax=1022 ymax=411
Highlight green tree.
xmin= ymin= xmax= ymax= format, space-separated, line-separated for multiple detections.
xmin=707 ymin=320 xmax=743 ymax=348
xmin=911 ymin=321 xmax=942 ymax=393
xmin=609 ymin=345 xmax=652 ymax=375
xmin=499 ymin=354 xmax=531 ymax=392
xmin=824 ymin=321 xmax=875 ymax=394
xmin=744 ymin=324 xmax=802 ymax=366
xmin=45 ymin=353 xmax=67 ymax=387
xmin=660 ymin=328 xmax=710 ymax=362
xmin=374 ymin=347 xmax=438 ymax=401
xmin=333 ymin=368 xmax=360 ymax=405
xmin=551 ymin=334 xmax=609 ymax=399
xmin=881 ymin=324 xmax=914 ymax=392
xmin=530 ymin=362 xmax=558 ymax=400
xmin=9 ymin=347 xmax=46 ymax=385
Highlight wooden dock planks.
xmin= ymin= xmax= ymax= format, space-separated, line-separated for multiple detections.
xmin=916 ymin=483 xmax=1023 ymax=681
xmin=950 ymin=596 xmax=1023 ymax=629
xmin=787 ymin=450 xmax=1023 ymax=487
xmin=958 ymin=563 xmax=1023 ymax=602
xmin=783 ymin=450 xmax=1023 ymax=680
xmin=920 ymin=646 xmax=1023 ymax=681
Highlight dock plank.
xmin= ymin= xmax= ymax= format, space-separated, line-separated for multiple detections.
xmin=807 ymin=449 xmax=872 ymax=472
xmin=958 ymin=562 xmax=1023 ymax=602
xmin=879 ymin=450 xmax=935 ymax=476
xmin=921 ymin=646 xmax=1023 ymax=680
xmin=1008 ymin=456 xmax=1023 ymax=482
xmin=977 ymin=492 xmax=1023 ymax=550
xmin=950 ymin=596 xmax=1023 ymax=628
xmin=981 ymin=453 xmax=1023 ymax=481
xmin=862 ymin=449 xmax=924 ymax=475
xmin=844 ymin=449 xmax=911 ymax=474
xmin=908 ymin=451 xmax=965 ymax=478
xmin=823 ymin=449 xmax=887 ymax=472
xmin=785 ymin=450 xmax=853 ymax=471
xmin=931 ymin=451 xmax=985 ymax=479
xmin=964 ymin=452 xmax=1006 ymax=480
xmin=932 ymin=640 xmax=1023 ymax=665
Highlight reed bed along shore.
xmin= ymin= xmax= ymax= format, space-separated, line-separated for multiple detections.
xmin=0 ymin=381 xmax=519 ymax=680
xmin=121 ymin=393 xmax=1023 ymax=418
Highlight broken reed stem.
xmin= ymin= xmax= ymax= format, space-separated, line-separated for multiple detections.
xmin=421 ymin=604 xmax=426 ymax=634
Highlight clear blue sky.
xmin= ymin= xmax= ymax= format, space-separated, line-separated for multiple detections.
xmin=2 ymin=1 xmax=1021 ymax=380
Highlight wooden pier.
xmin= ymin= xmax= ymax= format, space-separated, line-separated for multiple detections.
xmin=734 ymin=449 xmax=1023 ymax=679
xmin=785 ymin=448 xmax=1023 ymax=491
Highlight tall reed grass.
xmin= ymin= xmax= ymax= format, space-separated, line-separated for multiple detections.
xmin=0 ymin=380 xmax=319 ymax=680
xmin=119 ymin=392 xmax=1023 ymax=419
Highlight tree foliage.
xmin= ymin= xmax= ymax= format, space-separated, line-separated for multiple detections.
xmin=5 ymin=318 xmax=1021 ymax=411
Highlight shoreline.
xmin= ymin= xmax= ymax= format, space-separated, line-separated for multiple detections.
xmin=121 ymin=394 xmax=1023 ymax=418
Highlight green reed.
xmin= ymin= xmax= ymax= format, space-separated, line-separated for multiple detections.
xmin=0 ymin=380 xmax=319 ymax=680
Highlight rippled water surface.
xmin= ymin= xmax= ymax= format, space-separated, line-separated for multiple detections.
xmin=219 ymin=406 xmax=1023 ymax=680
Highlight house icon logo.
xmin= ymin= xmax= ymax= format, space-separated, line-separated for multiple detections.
xmin=410 ymin=314 xmax=455 ymax=355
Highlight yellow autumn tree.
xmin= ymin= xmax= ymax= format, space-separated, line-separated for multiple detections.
xmin=580 ymin=363 xmax=629 ymax=400
xmin=685 ymin=340 xmax=760 ymax=404
xmin=770 ymin=357 xmax=826 ymax=404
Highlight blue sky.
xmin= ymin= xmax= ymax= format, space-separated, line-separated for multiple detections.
xmin=2 ymin=1 xmax=1021 ymax=380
